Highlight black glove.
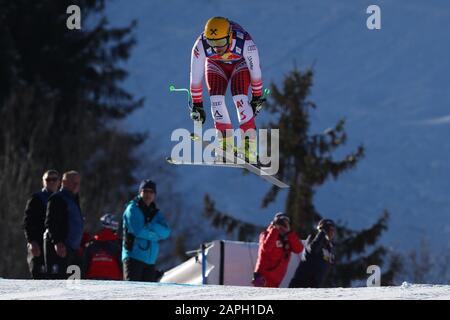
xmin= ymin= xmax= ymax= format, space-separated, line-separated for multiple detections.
xmin=250 ymin=96 xmax=266 ymax=116
xmin=252 ymin=272 xmax=265 ymax=287
xmin=191 ymin=102 xmax=206 ymax=124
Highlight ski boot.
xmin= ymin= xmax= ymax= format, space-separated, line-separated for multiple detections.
xmin=238 ymin=136 xmax=258 ymax=164
xmin=215 ymin=135 xmax=236 ymax=163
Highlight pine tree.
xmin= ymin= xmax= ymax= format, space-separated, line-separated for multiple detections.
xmin=0 ymin=0 xmax=145 ymax=278
xmin=203 ymin=194 xmax=264 ymax=242
xmin=203 ymin=68 xmax=402 ymax=286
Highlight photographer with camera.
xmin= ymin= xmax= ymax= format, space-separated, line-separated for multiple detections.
xmin=252 ymin=212 xmax=304 ymax=288
xmin=288 ymin=219 xmax=336 ymax=288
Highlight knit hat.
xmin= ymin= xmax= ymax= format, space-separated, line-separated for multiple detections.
xmin=139 ymin=179 xmax=157 ymax=193
xmin=273 ymin=212 xmax=290 ymax=224
xmin=317 ymin=219 xmax=336 ymax=232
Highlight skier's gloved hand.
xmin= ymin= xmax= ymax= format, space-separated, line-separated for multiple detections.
xmin=252 ymin=272 xmax=266 ymax=287
xmin=250 ymin=95 xmax=266 ymax=116
xmin=191 ymin=102 xmax=206 ymax=124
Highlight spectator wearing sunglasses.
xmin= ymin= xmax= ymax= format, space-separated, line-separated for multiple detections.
xmin=23 ymin=170 xmax=61 ymax=279
xmin=122 ymin=179 xmax=170 ymax=282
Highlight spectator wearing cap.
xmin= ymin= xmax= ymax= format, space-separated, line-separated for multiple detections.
xmin=23 ymin=170 xmax=61 ymax=279
xmin=252 ymin=213 xmax=304 ymax=288
xmin=289 ymin=219 xmax=336 ymax=288
xmin=122 ymin=179 xmax=171 ymax=282
xmin=82 ymin=214 xmax=122 ymax=280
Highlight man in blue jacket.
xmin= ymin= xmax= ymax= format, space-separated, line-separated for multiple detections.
xmin=122 ymin=179 xmax=170 ymax=281
xmin=44 ymin=171 xmax=84 ymax=279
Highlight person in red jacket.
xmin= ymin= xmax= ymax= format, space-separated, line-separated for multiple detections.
xmin=82 ymin=213 xmax=122 ymax=280
xmin=253 ymin=213 xmax=304 ymax=288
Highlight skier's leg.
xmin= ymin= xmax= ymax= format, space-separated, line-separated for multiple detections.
xmin=206 ymin=60 xmax=234 ymax=155
xmin=209 ymin=95 xmax=231 ymax=132
xmin=230 ymin=61 xmax=257 ymax=163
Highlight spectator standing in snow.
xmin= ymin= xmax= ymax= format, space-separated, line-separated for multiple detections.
xmin=122 ymin=179 xmax=170 ymax=282
xmin=289 ymin=219 xmax=336 ymax=288
xmin=253 ymin=213 xmax=304 ymax=288
xmin=44 ymin=171 xmax=84 ymax=279
xmin=23 ymin=170 xmax=61 ymax=279
xmin=82 ymin=213 xmax=122 ymax=280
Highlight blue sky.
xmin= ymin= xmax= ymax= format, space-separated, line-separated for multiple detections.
xmin=105 ymin=0 xmax=450 ymax=253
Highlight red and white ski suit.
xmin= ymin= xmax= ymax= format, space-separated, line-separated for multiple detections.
xmin=254 ymin=226 xmax=304 ymax=288
xmin=190 ymin=21 xmax=263 ymax=133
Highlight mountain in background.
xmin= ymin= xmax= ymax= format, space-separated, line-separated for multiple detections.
xmin=105 ymin=0 xmax=450 ymax=253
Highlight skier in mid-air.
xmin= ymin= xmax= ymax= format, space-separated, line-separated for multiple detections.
xmin=189 ymin=17 xmax=265 ymax=163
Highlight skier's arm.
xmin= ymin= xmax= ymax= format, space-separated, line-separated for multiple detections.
xmin=243 ymin=39 xmax=263 ymax=97
xmin=287 ymin=232 xmax=304 ymax=254
xmin=190 ymin=36 xmax=206 ymax=104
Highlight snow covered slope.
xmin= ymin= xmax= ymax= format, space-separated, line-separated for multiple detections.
xmin=0 ymin=280 xmax=448 ymax=300
xmin=105 ymin=0 xmax=450 ymax=252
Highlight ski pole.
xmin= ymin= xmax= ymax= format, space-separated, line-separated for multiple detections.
xmin=169 ymin=85 xmax=193 ymax=109
xmin=169 ymin=84 xmax=204 ymax=129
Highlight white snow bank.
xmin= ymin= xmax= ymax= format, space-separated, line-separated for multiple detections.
xmin=0 ymin=280 xmax=448 ymax=300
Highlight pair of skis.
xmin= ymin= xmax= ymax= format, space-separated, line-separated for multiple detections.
xmin=166 ymin=85 xmax=289 ymax=189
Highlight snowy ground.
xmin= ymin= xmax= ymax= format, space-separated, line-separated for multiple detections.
xmin=0 ymin=280 xmax=448 ymax=300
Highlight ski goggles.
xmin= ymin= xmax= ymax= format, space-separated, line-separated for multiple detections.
xmin=206 ymin=36 xmax=229 ymax=48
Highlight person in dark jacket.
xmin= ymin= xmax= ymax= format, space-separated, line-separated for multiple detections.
xmin=122 ymin=179 xmax=170 ymax=282
xmin=23 ymin=170 xmax=61 ymax=279
xmin=253 ymin=213 xmax=304 ymax=288
xmin=289 ymin=219 xmax=336 ymax=288
xmin=82 ymin=213 xmax=122 ymax=280
xmin=44 ymin=171 xmax=84 ymax=279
